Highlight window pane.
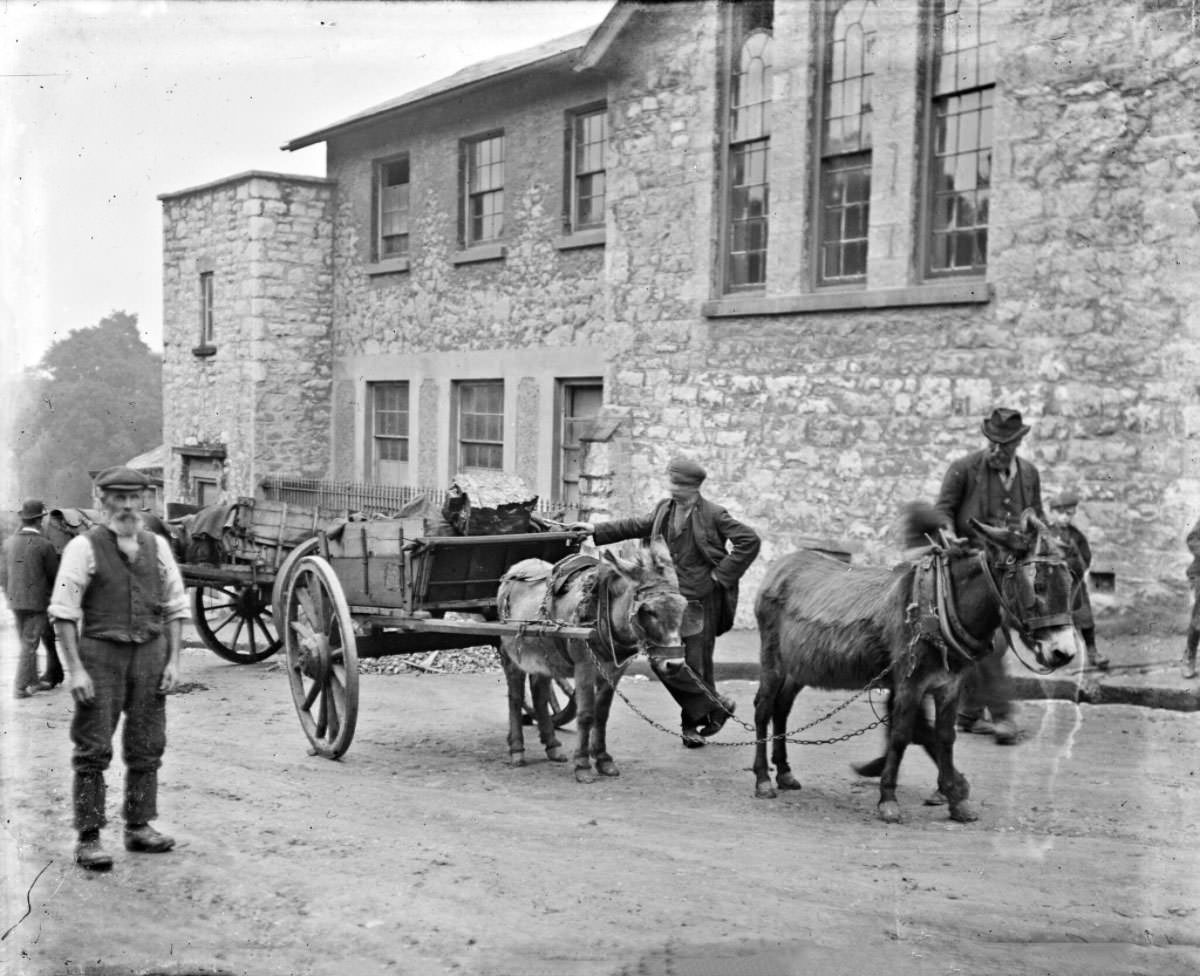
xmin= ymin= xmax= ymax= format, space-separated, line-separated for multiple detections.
xmin=459 ymin=381 xmax=503 ymax=470
xmin=379 ymin=156 xmax=411 ymax=260
xmin=818 ymin=151 xmax=871 ymax=284
xmin=372 ymin=382 xmax=409 ymax=476
xmin=823 ymin=0 xmax=877 ymax=154
xmin=571 ymin=108 xmax=607 ymax=230
xmin=731 ymin=30 xmax=772 ymax=141
xmin=726 ymin=139 xmax=769 ymax=290
xmin=928 ymin=87 xmax=992 ymax=274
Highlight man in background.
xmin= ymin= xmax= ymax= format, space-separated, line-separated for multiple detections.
xmin=570 ymin=457 xmax=761 ymax=748
xmin=1 ymin=499 xmax=60 ymax=698
xmin=933 ymin=407 xmax=1046 ymax=745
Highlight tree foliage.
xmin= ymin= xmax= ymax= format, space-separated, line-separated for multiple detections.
xmin=11 ymin=312 xmax=162 ymax=506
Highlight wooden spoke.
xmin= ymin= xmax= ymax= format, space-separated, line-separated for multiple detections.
xmin=191 ymin=582 xmax=281 ymax=664
xmin=284 ymin=556 xmax=359 ymax=759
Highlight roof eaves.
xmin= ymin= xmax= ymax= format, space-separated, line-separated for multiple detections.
xmin=574 ymin=2 xmax=641 ymax=72
xmin=282 ymin=24 xmax=602 ymax=152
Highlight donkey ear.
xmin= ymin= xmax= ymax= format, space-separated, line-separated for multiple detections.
xmin=602 ymin=546 xmax=636 ymax=575
xmin=647 ymin=535 xmax=674 ymax=567
xmin=969 ymin=519 xmax=1010 ymax=547
xmin=1020 ymin=508 xmax=1048 ymax=534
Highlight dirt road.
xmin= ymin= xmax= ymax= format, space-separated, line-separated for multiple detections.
xmin=2 ymin=633 xmax=1198 ymax=976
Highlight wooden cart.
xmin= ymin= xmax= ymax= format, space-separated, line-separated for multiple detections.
xmin=281 ymin=520 xmax=593 ymax=759
xmin=178 ymin=498 xmax=342 ymax=665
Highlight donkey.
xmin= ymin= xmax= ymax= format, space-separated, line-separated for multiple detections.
xmin=497 ymin=538 xmax=695 ymax=783
xmin=752 ymin=508 xmax=1077 ymax=823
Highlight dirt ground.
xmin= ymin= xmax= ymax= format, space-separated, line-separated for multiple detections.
xmin=2 ymin=625 xmax=1199 ymax=976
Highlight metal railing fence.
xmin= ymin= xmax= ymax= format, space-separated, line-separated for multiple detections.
xmin=259 ymin=475 xmax=570 ymax=518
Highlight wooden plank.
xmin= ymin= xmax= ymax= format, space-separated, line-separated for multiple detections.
xmin=349 ymin=614 xmax=594 ymax=640
xmin=179 ymin=564 xmax=274 ymax=586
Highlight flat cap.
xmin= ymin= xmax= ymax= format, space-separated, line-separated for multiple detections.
xmin=94 ymin=465 xmax=151 ymax=491
xmin=1050 ymin=490 xmax=1080 ymax=510
xmin=666 ymin=457 xmax=707 ymax=488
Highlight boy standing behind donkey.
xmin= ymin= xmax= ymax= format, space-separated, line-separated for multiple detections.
xmin=1048 ymin=491 xmax=1108 ymax=671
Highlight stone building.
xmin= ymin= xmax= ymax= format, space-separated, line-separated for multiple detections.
xmin=160 ymin=0 xmax=1200 ymax=617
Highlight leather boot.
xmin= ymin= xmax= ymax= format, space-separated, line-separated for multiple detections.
xmin=1086 ymin=644 xmax=1109 ymax=670
xmin=1184 ymin=648 xmax=1198 ymax=680
xmin=75 ymin=831 xmax=113 ymax=871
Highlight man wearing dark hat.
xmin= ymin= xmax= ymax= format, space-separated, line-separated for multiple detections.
xmin=1049 ymin=490 xmax=1108 ymax=670
xmin=933 ymin=407 xmax=1047 ymax=744
xmin=1 ymin=499 xmax=61 ymax=698
xmin=570 ymin=457 xmax=761 ymax=748
xmin=48 ymin=466 xmax=189 ymax=871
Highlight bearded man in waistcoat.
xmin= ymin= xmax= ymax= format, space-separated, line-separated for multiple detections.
xmin=571 ymin=457 xmax=761 ymax=748
xmin=934 ymin=407 xmax=1046 ymax=745
xmin=49 ymin=466 xmax=189 ymax=871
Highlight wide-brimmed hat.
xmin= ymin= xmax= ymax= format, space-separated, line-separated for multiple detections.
xmin=981 ymin=408 xmax=1031 ymax=444
xmin=93 ymin=466 xmax=151 ymax=492
xmin=666 ymin=457 xmax=707 ymax=488
xmin=1050 ymin=490 xmax=1080 ymax=510
xmin=17 ymin=499 xmax=46 ymax=520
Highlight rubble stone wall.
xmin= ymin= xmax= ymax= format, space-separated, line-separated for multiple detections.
xmin=583 ymin=0 xmax=1200 ymax=620
xmin=160 ymin=173 xmax=335 ymax=501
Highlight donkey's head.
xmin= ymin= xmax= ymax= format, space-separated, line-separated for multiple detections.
xmin=601 ymin=537 xmax=700 ymax=657
xmin=971 ymin=509 xmax=1076 ymax=670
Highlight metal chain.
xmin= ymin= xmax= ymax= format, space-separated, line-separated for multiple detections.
xmin=580 ymin=638 xmax=894 ymax=748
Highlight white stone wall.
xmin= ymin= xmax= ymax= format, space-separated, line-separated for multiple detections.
xmin=160 ymin=173 xmax=335 ymax=502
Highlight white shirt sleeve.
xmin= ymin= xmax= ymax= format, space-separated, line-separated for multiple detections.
xmin=48 ymin=535 xmax=95 ymax=623
xmin=156 ymin=535 xmax=190 ymax=623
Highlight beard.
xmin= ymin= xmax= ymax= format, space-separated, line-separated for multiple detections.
xmin=110 ymin=510 xmax=144 ymax=538
xmin=986 ymin=453 xmax=1011 ymax=472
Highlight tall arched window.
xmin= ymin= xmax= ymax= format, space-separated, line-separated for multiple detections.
xmin=925 ymin=0 xmax=995 ymax=276
xmin=723 ymin=2 xmax=773 ymax=292
xmin=817 ymin=0 xmax=877 ymax=285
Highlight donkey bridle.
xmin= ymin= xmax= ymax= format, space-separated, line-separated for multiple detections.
xmin=977 ymin=549 xmax=1073 ymax=667
xmin=595 ymin=573 xmax=681 ymax=665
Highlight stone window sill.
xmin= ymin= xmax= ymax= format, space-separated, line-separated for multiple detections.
xmin=365 ymin=257 xmax=410 ymax=276
xmin=192 ymin=344 xmax=217 ymax=358
xmin=451 ymin=243 xmax=506 ymax=266
xmin=556 ymin=228 xmax=606 ymax=251
xmin=701 ymin=281 xmax=992 ymax=317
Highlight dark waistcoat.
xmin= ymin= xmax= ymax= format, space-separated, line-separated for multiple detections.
xmin=82 ymin=527 xmax=163 ymax=643
xmin=655 ymin=508 xmax=713 ymax=599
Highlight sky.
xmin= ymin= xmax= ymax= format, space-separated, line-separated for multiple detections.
xmin=0 ymin=0 xmax=613 ymax=376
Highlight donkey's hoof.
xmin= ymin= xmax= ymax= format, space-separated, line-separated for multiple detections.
xmin=595 ymin=759 xmax=620 ymax=777
xmin=755 ymin=783 xmax=778 ymax=799
xmin=776 ymin=772 xmax=802 ymax=791
xmin=574 ymin=766 xmax=596 ymax=784
xmin=545 ymin=746 xmax=568 ymax=763
xmin=509 ymin=752 xmax=526 ymax=768
xmin=949 ymin=800 xmax=979 ymax=823
xmin=878 ymin=801 xmax=903 ymax=823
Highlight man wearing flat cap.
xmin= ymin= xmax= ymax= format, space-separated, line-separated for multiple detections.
xmin=49 ymin=465 xmax=190 ymax=870
xmin=1 ymin=499 xmax=60 ymax=698
xmin=934 ymin=407 xmax=1048 ymax=744
xmin=1049 ymin=490 xmax=1108 ymax=670
xmin=571 ymin=457 xmax=761 ymax=748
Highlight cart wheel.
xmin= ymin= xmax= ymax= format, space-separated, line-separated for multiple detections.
xmin=284 ymin=555 xmax=359 ymax=759
xmin=521 ymin=677 xmax=576 ymax=729
xmin=271 ymin=537 xmax=320 ymax=626
xmin=192 ymin=582 xmax=280 ymax=664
